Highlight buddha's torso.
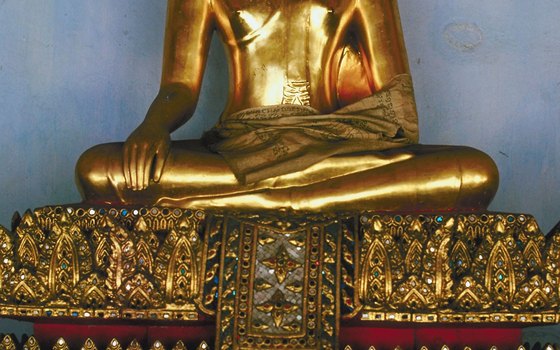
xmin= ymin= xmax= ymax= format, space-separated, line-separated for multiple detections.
xmin=212 ymin=0 xmax=356 ymax=114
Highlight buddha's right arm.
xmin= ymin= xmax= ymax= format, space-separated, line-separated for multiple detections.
xmin=123 ymin=0 xmax=215 ymax=191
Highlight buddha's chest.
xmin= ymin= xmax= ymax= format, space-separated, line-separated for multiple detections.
xmin=214 ymin=0 xmax=353 ymax=43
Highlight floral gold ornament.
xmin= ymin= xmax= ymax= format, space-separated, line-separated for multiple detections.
xmin=106 ymin=339 xmax=122 ymax=350
xmin=126 ymin=340 xmax=142 ymax=350
xmin=52 ymin=338 xmax=69 ymax=350
xmin=82 ymin=339 xmax=97 ymax=350
xmin=170 ymin=341 xmax=187 ymax=350
xmin=149 ymin=341 xmax=165 ymax=350
xmin=1 ymin=335 xmax=16 ymax=350
xmin=24 ymin=337 xmax=41 ymax=350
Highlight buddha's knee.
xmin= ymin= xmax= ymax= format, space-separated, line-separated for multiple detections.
xmin=75 ymin=143 xmax=122 ymax=200
xmin=455 ymin=147 xmax=499 ymax=208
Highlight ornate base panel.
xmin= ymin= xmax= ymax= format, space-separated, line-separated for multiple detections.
xmin=210 ymin=214 xmax=341 ymax=350
xmin=0 ymin=206 xmax=206 ymax=320
xmin=358 ymin=212 xmax=560 ymax=323
xmin=0 ymin=206 xmax=559 ymax=335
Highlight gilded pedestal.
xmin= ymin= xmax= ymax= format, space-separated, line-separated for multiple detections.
xmin=0 ymin=206 xmax=559 ymax=349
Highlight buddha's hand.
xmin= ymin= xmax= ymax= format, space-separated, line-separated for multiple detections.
xmin=123 ymin=123 xmax=171 ymax=191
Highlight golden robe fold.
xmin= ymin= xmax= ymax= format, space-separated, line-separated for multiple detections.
xmin=206 ymin=74 xmax=419 ymax=184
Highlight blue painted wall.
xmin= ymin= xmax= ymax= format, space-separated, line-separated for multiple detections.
xmin=0 ymin=0 xmax=559 ymax=339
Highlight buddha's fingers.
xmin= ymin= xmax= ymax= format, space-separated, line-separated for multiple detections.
xmin=131 ymin=145 xmax=140 ymax=190
xmin=122 ymin=143 xmax=132 ymax=188
xmin=153 ymin=141 xmax=169 ymax=184
xmin=142 ymin=149 xmax=153 ymax=190
xmin=135 ymin=144 xmax=150 ymax=191
xmin=141 ymin=145 xmax=153 ymax=190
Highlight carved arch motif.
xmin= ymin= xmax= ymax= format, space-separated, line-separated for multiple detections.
xmin=485 ymin=241 xmax=515 ymax=301
xmin=359 ymin=239 xmax=392 ymax=305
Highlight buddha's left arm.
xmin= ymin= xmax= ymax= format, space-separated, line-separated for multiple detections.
xmin=353 ymin=0 xmax=410 ymax=90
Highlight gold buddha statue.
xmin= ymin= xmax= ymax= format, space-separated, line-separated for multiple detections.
xmin=76 ymin=0 xmax=498 ymax=212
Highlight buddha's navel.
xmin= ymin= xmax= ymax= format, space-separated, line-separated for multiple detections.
xmin=282 ymin=80 xmax=311 ymax=106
